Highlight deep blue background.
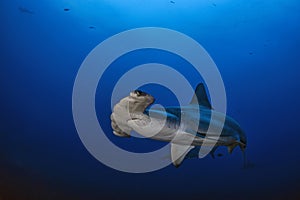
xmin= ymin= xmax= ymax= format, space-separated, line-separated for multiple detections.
xmin=1 ymin=0 xmax=300 ymax=199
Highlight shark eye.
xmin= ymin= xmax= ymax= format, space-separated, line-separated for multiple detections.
xmin=134 ymin=90 xmax=146 ymax=97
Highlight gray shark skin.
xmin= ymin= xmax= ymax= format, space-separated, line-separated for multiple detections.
xmin=111 ymin=83 xmax=247 ymax=167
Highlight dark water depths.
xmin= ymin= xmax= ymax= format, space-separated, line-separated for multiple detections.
xmin=1 ymin=0 xmax=300 ymax=199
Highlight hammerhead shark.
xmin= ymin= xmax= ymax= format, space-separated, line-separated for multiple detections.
xmin=111 ymin=83 xmax=247 ymax=167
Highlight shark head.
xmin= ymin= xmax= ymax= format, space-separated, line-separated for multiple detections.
xmin=127 ymin=90 xmax=155 ymax=114
xmin=111 ymin=90 xmax=155 ymax=138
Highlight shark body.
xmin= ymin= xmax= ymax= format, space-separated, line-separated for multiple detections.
xmin=111 ymin=83 xmax=247 ymax=167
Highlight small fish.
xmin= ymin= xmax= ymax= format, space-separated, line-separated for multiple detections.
xmin=170 ymin=1 xmax=175 ymax=4
xmin=249 ymin=52 xmax=254 ymax=55
xmin=18 ymin=6 xmax=34 ymax=15
xmin=64 ymin=8 xmax=70 ymax=11
xmin=212 ymin=3 xmax=217 ymax=7
xmin=89 ymin=26 xmax=96 ymax=29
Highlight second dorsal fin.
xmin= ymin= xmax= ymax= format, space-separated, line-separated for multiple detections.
xmin=189 ymin=83 xmax=212 ymax=109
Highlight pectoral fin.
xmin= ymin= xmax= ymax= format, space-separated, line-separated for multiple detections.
xmin=171 ymin=143 xmax=195 ymax=167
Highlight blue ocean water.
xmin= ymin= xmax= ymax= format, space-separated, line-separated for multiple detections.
xmin=1 ymin=0 xmax=300 ymax=199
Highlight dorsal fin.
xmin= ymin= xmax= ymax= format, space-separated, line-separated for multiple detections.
xmin=189 ymin=83 xmax=212 ymax=108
